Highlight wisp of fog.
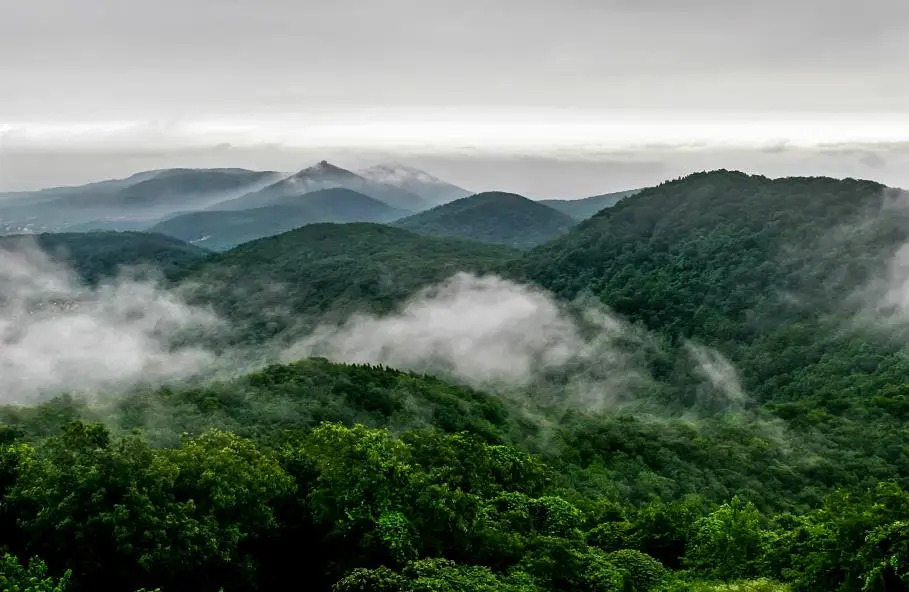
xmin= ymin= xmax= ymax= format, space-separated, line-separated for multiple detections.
xmin=0 ymin=241 xmax=218 ymax=403
xmin=284 ymin=272 xmax=654 ymax=407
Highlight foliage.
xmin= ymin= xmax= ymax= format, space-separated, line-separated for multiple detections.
xmin=175 ymin=223 xmax=519 ymax=344
xmin=3 ymin=171 xmax=909 ymax=591
xmin=0 ymin=554 xmax=70 ymax=592
xmin=540 ymin=189 xmax=639 ymax=221
xmin=0 ymin=231 xmax=208 ymax=283
xmin=394 ymin=192 xmax=576 ymax=249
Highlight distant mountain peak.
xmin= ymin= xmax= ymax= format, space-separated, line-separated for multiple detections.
xmin=393 ymin=189 xmax=575 ymax=249
xmin=211 ymin=161 xmax=430 ymax=212
xmin=293 ymin=160 xmax=354 ymax=178
xmin=358 ymin=163 xmax=470 ymax=206
xmin=360 ymin=163 xmax=444 ymax=185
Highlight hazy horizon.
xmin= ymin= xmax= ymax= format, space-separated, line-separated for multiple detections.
xmin=3 ymin=0 xmax=908 ymax=196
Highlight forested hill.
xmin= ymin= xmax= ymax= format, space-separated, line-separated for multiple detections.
xmin=6 ymin=172 xmax=909 ymax=591
xmin=393 ymin=191 xmax=576 ymax=248
xmin=3 ymin=358 xmax=908 ymax=592
xmin=539 ymin=188 xmax=640 ymax=220
xmin=510 ymin=170 xmax=909 ymax=412
xmin=176 ymin=223 xmax=520 ymax=343
xmin=0 ymin=231 xmax=208 ymax=283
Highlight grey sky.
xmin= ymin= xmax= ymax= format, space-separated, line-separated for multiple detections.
xmin=2 ymin=0 xmax=909 ymax=194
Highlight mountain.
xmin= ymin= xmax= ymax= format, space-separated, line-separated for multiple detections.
xmin=211 ymin=161 xmax=430 ymax=212
xmin=511 ymin=170 xmax=909 ymax=413
xmin=3 ymin=170 xmax=909 ymax=592
xmin=177 ymin=223 xmax=519 ymax=343
xmin=150 ymin=188 xmax=409 ymax=250
xmin=393 ymin=191 xmax=577 ymax=249
xmin=358 ymin=163 xmax=471 ymax=206
xmin=0 ymin=168 xmax=282 ymax=233
xmin=0 ymin=231 xmax=208 ymax=283
xmin=539 ymin=188 xmax=640 ymax=220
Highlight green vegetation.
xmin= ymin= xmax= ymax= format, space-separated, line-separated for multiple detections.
xmin=540 ymin=189 xmax=640 ymax=220
xmin=511 ymin=171 xmax=909 ymax=412
xmin=394 ymin=191 xmax=577 ymax=248
xmin=151 ymin=188 xmax=409 ymax=250
xmin=0 ymin=231 xmax=209 ymax=283
xmin=1 ymin=358 xmax=907 ymax=591
xmin=175 ymin=223 xmax=520 ymax=344
xmin=4 ymin=170 xmax=909 ymax=591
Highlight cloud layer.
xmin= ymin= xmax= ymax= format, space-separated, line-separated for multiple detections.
xmin=0 ymin=242 xmax=218 ymax=403
xmin=284 ymin=272 xmax=653 ymax=408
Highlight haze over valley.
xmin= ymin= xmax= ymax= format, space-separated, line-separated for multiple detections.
xmin=2 ymin=1 xmax=909 ymax=591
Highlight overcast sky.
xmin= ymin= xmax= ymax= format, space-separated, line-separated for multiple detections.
xmin=2 ymin=0 xmax=909 ymax=196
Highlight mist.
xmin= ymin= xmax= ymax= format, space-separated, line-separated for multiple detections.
xmin=283 ymin=272 xmax=652 ymax=409
xmin=0 ymin=241 xmax=219 ymax=403
xmin=684 ymin=341 xmax=747 ymax=406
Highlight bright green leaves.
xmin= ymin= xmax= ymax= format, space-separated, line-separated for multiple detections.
xmin=0 ymin=554 xmax=70 ymax=592
xmin=7 ymin=422 xmax=294 ymax=591
xmin=686 ymin=497 xmax=767 ymax=580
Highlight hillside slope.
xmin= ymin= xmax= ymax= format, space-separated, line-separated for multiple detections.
xmin=212 ymin=161 xmax=429 ymax=212
xmin=540 ymin=189 xmax=639 ymax=220
xmin=3 ymin=173 xmax=909 ymax=592
xmin=0 ymin=168 xmax=281 ymax=233
xmin=177 ymin=223 xmax=520 ymax=343
xmin=0 ymin=231 xmax=208 ymax=282
xmin=511 ymin=170 xmax=909 ymax=413
xmin=151 ymin=188 xmax=408 ymax=250
xmin=394 ymin=191 xmax=576 ymax=248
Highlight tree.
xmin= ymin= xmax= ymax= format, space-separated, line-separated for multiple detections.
xmin=0 ymin=554 xmax=70 ymax=592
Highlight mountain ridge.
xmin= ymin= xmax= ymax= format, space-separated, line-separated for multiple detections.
xmin=211 ymin=161 xmax=431 ymax=212
xmin=393 ymin=190 xmax=577 ymax=248
xmin=151 ymin=187 xmax=410 ymax=250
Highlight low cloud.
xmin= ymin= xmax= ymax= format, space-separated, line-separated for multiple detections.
xmin=0 ymin=241 xmax=219 ymax=403
xmin=851 ymin=188 xmax=909 ymax=323
xmin=283 ymin=272 xmax=651 ymax=408
xmin=684 ymin=341 xmax=746 ymax=406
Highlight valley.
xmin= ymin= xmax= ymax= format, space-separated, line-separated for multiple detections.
xmin=0 ymin=168 xmax=907 ymax=592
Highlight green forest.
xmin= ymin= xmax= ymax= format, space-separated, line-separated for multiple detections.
xmin=2 ymin=171 xmax=909 ymax=591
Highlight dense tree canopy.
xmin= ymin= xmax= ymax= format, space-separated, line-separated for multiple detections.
xmin=3 ymin=171 xmax=909 ymax=591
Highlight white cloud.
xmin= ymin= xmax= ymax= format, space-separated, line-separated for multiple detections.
xmin=0 ymin=241 xmax=218 ymax=403
xmin=283 ymin=272 xmax=650 ymax=408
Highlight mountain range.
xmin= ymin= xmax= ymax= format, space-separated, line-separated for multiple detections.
xmin=0 ymin=168 xmax=283 ymax=233
xmin=5 ymin=169 xmax=909 ymax=591
xmin=149 ymin=188 xmax=409 ymax=250
xmin=208 ymin=161 xmax=430 ymax=212
xmin=1 ymin=161 xmax=637 ymax=249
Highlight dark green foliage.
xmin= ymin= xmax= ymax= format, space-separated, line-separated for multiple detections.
xmin=0 ymin=367 xmax=905 ymax=591
xmin=176 ymin=223 xmax=520 ymax=343
xmin=4 ymin=170 xmax=909 ymax=591
xmin=0 ymin=359 xmax=516 ymax=447
xmin=6 ymin=423 xmax=293 ymax=591
xmin=394 ymin=192 xmax=576 ymax=249
xmin=0 ymin=231 xmax=208 ymax=283
xmin=509 ymin=170 xmax=909 ymax=500
xmin=512 ymin=171 xmax=893 ymax=342
xmin=0 ymin=554 xmax=71 ymax=592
